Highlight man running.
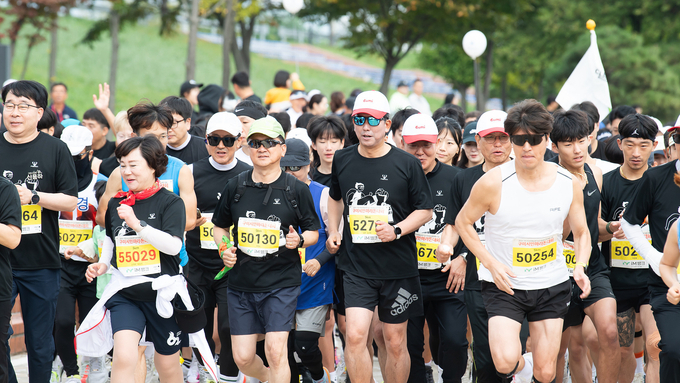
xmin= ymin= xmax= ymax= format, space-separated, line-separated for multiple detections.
xmin=454 ymin=99 xmax=592 ymax=383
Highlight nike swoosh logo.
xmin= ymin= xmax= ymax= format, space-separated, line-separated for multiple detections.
xmin=234 ymin=108 xmax=244 ymax=112
xmin=587 ymin=190 xmax=596 ymax=196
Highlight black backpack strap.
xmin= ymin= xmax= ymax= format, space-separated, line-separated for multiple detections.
xmin=233 ymin=170 xmax=250 ymax=204
xmin=284 ymin=173 xmax=304 ymax=222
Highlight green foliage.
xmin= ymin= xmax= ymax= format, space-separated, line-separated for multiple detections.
xmin=418 ymin=42 xmax=473 ymax=91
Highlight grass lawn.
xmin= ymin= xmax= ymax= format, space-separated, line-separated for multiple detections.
xmin=7 ymin=16 xmax=442 ymax=115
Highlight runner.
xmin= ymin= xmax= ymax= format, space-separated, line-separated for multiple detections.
xmin=308 ymin=115 xmax=347 ymax=187
xmin=326 ymin=91 xmax=433 ymax=383
xmin=211 ymin=116 xmax=320 ymax=383
xmin=0 ymin=80 xmax=79 ymax=383
xmin=185 ymin=112 xmax=251 ymax=383
xmin=457 ymin=122 xmax=483 ymax=169
xmin=658 ymin=200 xmax=680 ymax=376
xmin=400 ymin=114 xmax=468 ymax=383
xmin=454 ymin=99 xmax=592 ymax=383
xmin=434 ymin=117 xmax=462 ymax=166
xmin=161 ymin=96 xmax=209 ymax=165
xmin=233 ymin=100 xmax=267 ymax=166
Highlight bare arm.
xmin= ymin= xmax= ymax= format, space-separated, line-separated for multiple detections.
xmin=93 ymin=83 xmax=115 ymax=130
xmin=0 ymin=224 xmax=21 ymax=249
xmin=660 ymin=222 xmax=680 ymax=288
xmin=566 ymin=175 xmax=592 ymax=298
xmin=326 ymin=197 xmax=344 ymax=253
xmin=178 ymin=165 xmax=197 ymax=231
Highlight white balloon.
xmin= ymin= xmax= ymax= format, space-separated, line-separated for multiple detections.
xmin=462 ymin=30 xmax=487 ymax=60
xmin=283 ymin=0 xmax=304 ymax=14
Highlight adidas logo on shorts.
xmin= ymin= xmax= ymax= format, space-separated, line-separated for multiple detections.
xmin=390 ymin=288 xmax=418 ymax=316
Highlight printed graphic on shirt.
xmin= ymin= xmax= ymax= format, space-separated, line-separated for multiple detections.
xmin=346 ymin=182 xmax=393 ymax=243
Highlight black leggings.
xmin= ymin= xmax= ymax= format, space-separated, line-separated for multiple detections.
xmin=295 ymin=330 xmax=324 ymax=380
xmin=54 ymin=279 xmax=97 ymax=376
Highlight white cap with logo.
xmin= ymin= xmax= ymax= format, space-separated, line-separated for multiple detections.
xmin=206 ymin=112 xmax=243 ymax=137
xmin=61 ymin=125 xmax=93 ymax=156
xmin=476 ymin=110 xmax=508 ymax=136
xmin=401 ymin=114 xmax=438 ymax=144
xmin=352 ymin=91 xmax=390 ymax=119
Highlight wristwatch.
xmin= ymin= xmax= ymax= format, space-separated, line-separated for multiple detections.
xmin=138 ymin=220 xmax=148 ymax=231
xmin=393 ymin=225 xmax=402 ymax=240
xmin=298 ymin=234 xmax=305 ymax=248
xmin=30 ymin=190 xmax=40 ymax=205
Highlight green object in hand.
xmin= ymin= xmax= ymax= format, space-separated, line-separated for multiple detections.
xmin=214 ymin=235 xmax=233 ymax=280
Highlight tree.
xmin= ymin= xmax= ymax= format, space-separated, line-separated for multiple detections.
xmin=419 ymin=42 xmax=474 ymax=111
xmin=186 ymin=0 xmax=200 ymax=80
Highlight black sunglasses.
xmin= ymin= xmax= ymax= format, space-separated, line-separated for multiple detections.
xmin=206 ymin=135 xmax=239 ymax=147
xmin=672 ymin=132 xmax=680 ymax=146
xmin=353 ymin=115 xmax=384 ymax=127
xmin=281 ymin=166 xmax=303 ymax=172
xmin=248 ymin=139 xmax=284 ymax=149
xmin=510 ymin=134 xmax=545 ymax=146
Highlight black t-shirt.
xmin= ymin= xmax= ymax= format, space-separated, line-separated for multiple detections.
xmin=0 ymin=132 xmax=78 ymax=270
xmin=0 ymin=178 xmax=22 ymax=300
xmin=329 ymin=145 xmax=434 ymax=279
xmin=166 ymin=135 xmax=209 ymax=165
xmin=245 ymin=94 xmax=263 ymax=104
xmin=623 ymin=160 xmax=680 ymax=295
xmin=601 ymin=168 xmax=646 ymax=291
xmin=99 ymin=156 xmax=119 ymax=178
xmin=186 ymin=158 xmax=252 ymax=272
xmin=93 ymin=140 xmax=116 ymax=160
xmin=591 ymin=142 xmax=607 ymax=161
xmin=107 ymin=188 xmax=186 ymax=301
xmin=418 ymin=161 xmax=460 ymax=284
xmin=446 ymin=164 xmax=486 ymax=290
xmin=309 ymin=167 xmax=332 ymax=187
xmin=212 ymin=170 xmax=320 ymax=292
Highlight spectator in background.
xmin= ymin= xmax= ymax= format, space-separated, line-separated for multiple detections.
xmin=98 ymin=111 xmax=134 ymax=177
xmin=219 ymin=90 xmax=238 ymax=113
xmin=37 ymin=107 xmax=63 ymax=137
xmin=390 ymin=81 xmax=411 ymax=116
xmin=288 ymin=90 xmax=307 ymax=127
xmin=408 ymin=79 xmax=432 ymax=116
xmin=443 ymin=93 xmax=456 ymax=106
xmin=264 ymin=70 xmax=305 ymax=112
xmin=349 ymin=88 xmax=362 ymax=98
xmin=464 ymin=111 xmax=481 ymax=124
xmin=308 ymin=93 xmax=328 ymax=116
xmin=180 ymin=80 xmax=203 ymax=122
xmin=82 ymin=108 xmax=115 ymax=160
xmin=389 ymin=108 xmax=420 ymax=150
xmin=546 ymin=95 xmax=559 ymax=112
xmin=191 ymin=84 xmax=225 ymax=137
xmin=49 ymin=82 xmax=78 ymax=122
xmin=330 ymin=91 xmax=346 ymax=116
xmin=231 ymin=72 xmax=262 ymax=104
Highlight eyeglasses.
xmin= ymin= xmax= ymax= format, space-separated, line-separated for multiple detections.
xmin=353 ymin=116 xmax=384 ymax=127
xmin=248 ymin=139 xmax=284 ymax=149
xmin=281 ymin=166 xmax=303 ymax=172
xmin=206 ymin=135 xmax=239 ymax=147
xmin=481 ymin=134 xmax=510 ymax=144
xmin=672 ymin=133 xmax=680 ymax=146
xmin=170 ymin=118 xmax=187 ymax=129
xmin=510 ymin=134 xmax=545 ymax=146
xmin=3 ymin=102 xmax=41 ymax=113
xmin=72 ymin=151 xmax=88 ymax=161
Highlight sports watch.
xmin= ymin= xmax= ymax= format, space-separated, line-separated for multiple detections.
xmin=30 ymin=190 xmax=40 ymax=205
xmin=393 ymin=225 xmax=402 ymax=240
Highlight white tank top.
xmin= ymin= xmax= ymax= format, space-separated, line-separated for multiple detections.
xmin=479 ymin=160 xmax=572 ymax=290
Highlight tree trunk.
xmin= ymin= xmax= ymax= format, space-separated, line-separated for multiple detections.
xmin=380 ymin=58 xmax=398 ymax=96
xmin=329 ymin=19 xmax=334 ymax=46
xmin=48 ymin=18 xmax=58 ymax=85
xmin=20 ymin=35 xmax=38 ymax=80
xmin=474 ymin=59 xmax=483 ymax=111
xmin=109 ymin=9 xmax=120 ymax=112
xmin=222 ymin=0 xmax=235 ymax=90
xmin=241 ymin=16 xmax=256 ymax=73
xmin=457 ymin=85 xmax=467 ymax=113
xmin=483 ymin=40 xmax=493 ymax=104
xmin=186 ymin=0 xmax=199 ymax=81
xmin=231 ymin=21 xmax=246 ymax=73
xmin=501 ymin=74 xmax=507 ymax=111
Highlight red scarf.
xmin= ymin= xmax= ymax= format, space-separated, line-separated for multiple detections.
xmin=114 ymin=179 xmax=162 ymax=206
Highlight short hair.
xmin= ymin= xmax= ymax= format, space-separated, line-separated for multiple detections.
xmin=270 ymin=112 xmax=292 ymax=134
xmin=83 ymin=108 xmax=110 ymax=129
xmin=2 ymin=80 xmax=48 ymax=109
xmin=113 ymin=110 xmax=131 ymax=134
xmin=159 ymin=96 xmax=193 ymax=120
xmin=465 ymin=111 xmax=482 ymax=122
xmin=94 ymin=180 xmax=108 ymax=203
xmin=350 ymin=88 xmax=362 ymax=98
xmin=570 ymin=101 xmax=599 ymax=133
xmin=236 ymin=99 xmax=267 ymax=117
xmin=308 ymin=115 xmax=348 ymax=169
xmin=296 ymin=113 xmax=315 ymax=130
xmin=436 ymin=117 xmax=462 ymax=164
xmin=308 ymin=94 xmax=326 ymax=111
xmin=412 ymin=79 xmax=423 ymax=86
xmin=114 ymin=136 xmax=168 ymax=177
xmin=433 ymin=104 xmax=465 ymax=129
xmin=50 ymin=82 xmax=67 ymax=92
xmin=443 ymin=93 xmax=455 ymax=105
xmin=38 ymin=107 xmax=58 ymax=131
xmin=391 ymin=108 xmax=420 ymax=135
xmin=505 ymin=99 xmax=554 ymax=136
xmin=231 ymin=71 xmax=250 ymax=88
xmin=618 ymin=114 xmax=658 ymax=141
xmin=550 ymin=109 xmax=590 ymax=144
xmin=127 ymin=101 xmax=173 ymax=135
xmin=273 ymin=70 xmax=290 ymax=88
xmin=609 ymin=105 xmax=636 ymax=123
xmin=330 ymin=91 xmax=345 ymax=113
xmin=604 ymin=135 xmax=624 ymax=164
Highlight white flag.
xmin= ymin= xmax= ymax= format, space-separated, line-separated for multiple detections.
xmin=556 ymin=30 xmax=612 ymax=123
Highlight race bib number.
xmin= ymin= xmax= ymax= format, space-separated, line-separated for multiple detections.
xmin=115 ymin=235 xmax=160 ymax=276
xmin=563 ymin=240 xmax=575 ymax=277
xmin=59 ymin=220 xmax=92 ymax=253
xmin=21 ymin=205 xmax=41 ymax=235
xmin=611 ymin=227 xmax=650 ymax=269
xmin=476 ymin=232 xmax=485 ymax=271
xmin=299 ymin=248 xmax=306 ymax=265
xmin=348 ymin=206 xmax=389 ymax=244
xmin=238 ymin=217 xmax=281 ymax=257
xmin=159 ymin=179 xmax=173 ymax=193
xmin=416 ymin=233 xmax=441 ymax=270
xmin=512 ymin=236 xmax=557 ymax=274
xmin=199 ymin=213 xmax=217 ymax=250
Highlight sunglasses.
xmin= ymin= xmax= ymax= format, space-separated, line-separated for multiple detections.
xmin=281 ymin=166 xmax=303 ymax=172
xmin=206 ymin=135 xmax=239 ymax=147
xmin=248 ymin=139 xmax=284 ymax=149
xmin=510 ymin=134 xmax=545 ymax=146
xmin=353 ymin=115 xmax=384 ymax=127
xmin=672 ymin=132 xmax=680 ymax=146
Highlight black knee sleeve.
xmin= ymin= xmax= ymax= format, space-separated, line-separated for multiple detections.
xmin=295 ymin=331 xmax=324 ymax=380
xmin=496 ymin=361 xmax=519 ymax=379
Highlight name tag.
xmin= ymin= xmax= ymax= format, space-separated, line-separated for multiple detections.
xmin=611 ymin=227 xmax=650 ymax=269
xmin=238 ymin=217 xmax=281 ymax=257
xmin=348 ymin=205 xmax=389 ymax=244
xmin=115 ymin=235 xmax=160 ymax=276
xmin=59 ymin=220 xmax=92 ymax=253
xmin=563 ymin=240 xmax=575 ymax=277
xmin=199 ymin=213 xmax=217 ymax=250
xmin=416 ymin=233 xmax=442 ymax=270
xmin=21 ymin=205 xmax=42 ymax=235
xmin=512 ymin=236 xmax=557 ymax=274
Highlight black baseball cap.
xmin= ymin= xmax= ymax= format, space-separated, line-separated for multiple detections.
xmin=281 ymin=138 xmax=310 ymax=167
xmin=180 ymin=80 xmax=204 ymax=97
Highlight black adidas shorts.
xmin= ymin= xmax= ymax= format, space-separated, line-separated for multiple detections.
xmin=614 ymin=287 xmax=650 ymax=314
xmin=481 ymin=279 xmax=571 ymax=324
xmin=343 ymin=272 xmax=423 ymax=324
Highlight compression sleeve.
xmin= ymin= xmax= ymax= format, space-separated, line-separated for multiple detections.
xmin=100 ymin=236 xmax=114 ymax=267
xmin=138 ymin=225 xmax=183 ymax=255
xmin=621 ymin=218 xmax=662 ymax=276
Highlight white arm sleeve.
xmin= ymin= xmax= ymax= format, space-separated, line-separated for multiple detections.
xmin=621 ymin=218 xmax=662 ymax=276
xmin=99 ymin=236 xmax=114 ymax=267
xmin=138 ymin=226 xmax=183 ymax=255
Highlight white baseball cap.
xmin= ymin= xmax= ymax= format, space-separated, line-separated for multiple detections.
xmin=206 ymin=112 xmax=242 ymax=137
xmin=61 ymin=125 xmax=93 ymax=156
xmin=286 ymin=127 xmax=313 ymax=148
xmin=352 ymin=91 xmax=390 ymax=119
xmin=476 ymin=110 xmax=508 ymax=136
xmin=401 ymin=114 xmax=438 ymax=144
xmin=670 ymin=114 xmax=680 ymax=134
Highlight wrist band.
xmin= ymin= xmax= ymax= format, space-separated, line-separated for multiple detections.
xmin=575 ymin=262 xmax=588 ymax=268
xmin=606 ymin=222 xmax=614 ymax=234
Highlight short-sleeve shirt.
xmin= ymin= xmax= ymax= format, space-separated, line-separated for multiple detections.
xmin=0 ymin=178 xmax=22 ymax=299
xmin=329 ymin=144 xmax=434 ymax=280
xmin=166 ymin=135 xmax=209 ymax=165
